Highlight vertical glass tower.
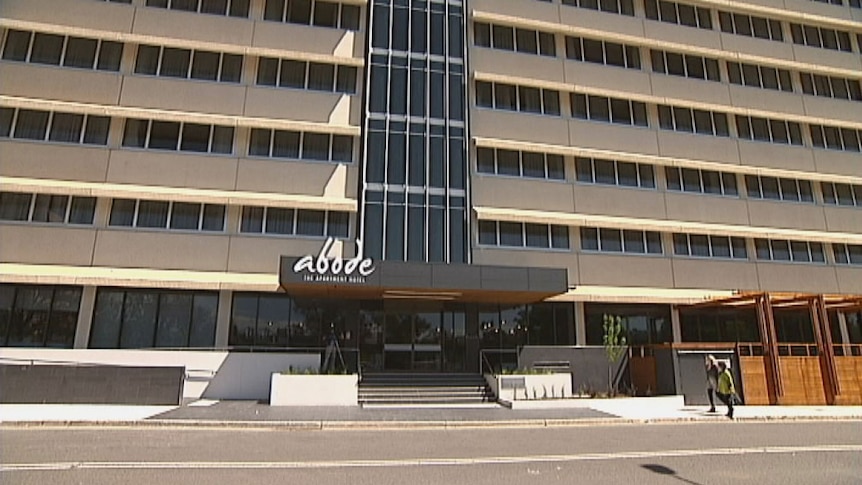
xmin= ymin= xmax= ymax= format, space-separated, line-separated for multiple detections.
xmin=361 ymin=0 xmax=468 ymax=263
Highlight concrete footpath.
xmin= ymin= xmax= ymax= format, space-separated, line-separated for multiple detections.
xmin=3 ymin=399 xmax=862 ymax=429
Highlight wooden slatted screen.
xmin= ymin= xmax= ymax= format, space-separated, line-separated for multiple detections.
xmin=739 ymin=356 xmax=771 ymax=405
xmin=779 ymin=357 xmax=827 ymax=405
xmin=834 ymin=357 xmax=862 ymax=405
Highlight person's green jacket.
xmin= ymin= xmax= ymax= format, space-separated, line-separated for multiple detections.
xmin=718 ymin=369 xmax=735 ymax=395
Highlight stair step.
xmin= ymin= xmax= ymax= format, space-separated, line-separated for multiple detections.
xmin=358 ymin=373 xmax=494 ymax=408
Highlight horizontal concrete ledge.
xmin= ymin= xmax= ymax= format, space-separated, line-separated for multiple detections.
xmin=4 ymin=415 xmax=862 ymax=430
xmin=500 ymin=395 xmax=686 ymax=410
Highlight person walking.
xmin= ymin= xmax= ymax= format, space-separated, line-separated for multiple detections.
xmin=705 ymin=355 xmax=719 ymax=413
xmin=716 ymin=360 xmax=736 ymax=419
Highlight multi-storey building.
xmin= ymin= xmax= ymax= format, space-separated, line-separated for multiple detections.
xmin=1 ymin=0 xmax=861 ymax=405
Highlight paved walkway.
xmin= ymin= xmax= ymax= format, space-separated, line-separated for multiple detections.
xmin=3 ymin=399 xmax=862 ymax=428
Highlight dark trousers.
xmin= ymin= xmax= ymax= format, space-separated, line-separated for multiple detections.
xmin=707 ymin=388 xmax=716 ymax=410
xmin=717 ymin=392 xmax=734 ymax=418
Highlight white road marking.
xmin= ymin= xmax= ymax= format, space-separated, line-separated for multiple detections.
xmin=2 ymin=444 xmax=862 ymax=472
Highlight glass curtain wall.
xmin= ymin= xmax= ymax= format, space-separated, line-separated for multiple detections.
xmin=362 ymin=0 xmax=468 ymax=263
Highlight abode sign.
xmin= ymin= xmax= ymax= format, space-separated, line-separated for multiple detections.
xmin=292 ymin=237 xmax=375 ymax=284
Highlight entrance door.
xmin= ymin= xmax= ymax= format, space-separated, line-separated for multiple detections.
xmin=383 ymin=311 xmax=443 ymax=371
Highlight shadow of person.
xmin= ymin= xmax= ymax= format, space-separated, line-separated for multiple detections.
xmin=641 ymin=464 xmax=705 ymax=485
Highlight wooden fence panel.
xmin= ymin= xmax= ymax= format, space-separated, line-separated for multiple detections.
xmin=779 ymin=357 xmax=827 ymax=405
xmin=834 ymin=357 xmax=862 ymax=405
xmin=739 ymin=356 xmax=771 ymax=405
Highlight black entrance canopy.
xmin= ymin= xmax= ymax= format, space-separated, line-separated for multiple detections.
xmin=279 ymin=257 xmax=568 ymax=304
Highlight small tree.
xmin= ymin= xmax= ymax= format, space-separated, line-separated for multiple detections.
xmin=602 ymin=314 xmax=627 ymax=396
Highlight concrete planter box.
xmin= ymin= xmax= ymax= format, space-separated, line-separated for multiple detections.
xmin=502 ymin=395 xmax=685 ymax=410
xmin=486 ymin=373 xmax=572 ymax=402
xmin=269 ymin=374 xmax=358 ymax=406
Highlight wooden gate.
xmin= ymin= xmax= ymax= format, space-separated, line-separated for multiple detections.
xmin=834 ymin=345 xmax=862 ymax=405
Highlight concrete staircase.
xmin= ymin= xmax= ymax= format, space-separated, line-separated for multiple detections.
xmin=359 ymin=373 xmax=497 ymax=407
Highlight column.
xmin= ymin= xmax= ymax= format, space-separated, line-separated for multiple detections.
xmin=73 ymin=286 xmax=98 ymax=349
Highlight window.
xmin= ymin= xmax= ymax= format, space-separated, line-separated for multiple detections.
xmin=239 ymin=206 xmax=350 ymax=238
xmin=580 ymin=227 xmax=663 ymax=254
xmin=476 ymin=147 xmax=565 ymax=180
xmin=122 ymin=119 xmax=234 ymax=154
xmin=90 ymin=288 xmax=218 ymax=349
xmin=474 ymin=23 xmax=556 ymax=57
xmin=754 ymin=239 xmax=825 ymax=263
xmin=571 ymin=93 xmax=648 ymax=126
xmin=567 ymin=36 xmax=641 ymax=69
xmin=651 ymin=50 xmax=719 ymax=81
xmin=263 ymin=0 xmax=360 ymax=30
xmin=575 ymin=157 xmax=656 ymax=188
xmin=718 ymin=11 xmax=783 ymax=41
xmin=562 ymin=0 xmax=635 ymax=15
xmin=821 ymin=182 xmax=862 ymax=206
xmin=0 ymin=108 xmax=110 ymax=145
xmin=745 ymin=175 xmax=814 ymax=203
xmin=145 ymin=0 xmax=250 ymax=17
xmin=135 ymin=45 xmax=242 ymax=83
xmin=657 ymin=105 xmax=729 ymax=136
xmin=736 ymin=115 xmax=804 ymax=145
xmin=645 ymin=0 xmax=712 ymax=29
xmin=256 ymin=57 xmax=356 ymax=93
xmin=834 ymin=244 xmax=862 ymax=265
xmin=673 ymin=233 xmax=748 ymax=259
xmin=800 ymin=73 xmax=862 ymax=101
xmin=108 ymin=199 xmax=225 ymax=231
xmin=790 ymin=23 xmax=852 ymax=51
xmin=809 ymin=124 xmax=862 ymax=152
xmin=2 ymin=30 xmax=123 ymax=71
xmin=248 ymin=128 xmax=353 ymax=162
xmin=0 ymin=284 xmax=82 ymax=348
xmin=727 ymin=62 xmax=793 ymax=92
xmin=478 ymin=221 xmax=569 ymax=249
xmin=476 ymin=81 xmax=560 ymax=116
xmin=665 ymin=167 xmax=738 ymax=196
xmin=0 ymin=192 xmax=96 ymax=224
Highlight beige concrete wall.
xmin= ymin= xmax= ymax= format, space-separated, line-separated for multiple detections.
xmin=0 ymin=63 xmax=122 ymax=106
xmin=791 ymin=45 xmax=862 ymax=73
xmin=472 ymin=0 xmax=560 ymax=25
xmin=835 ymin=267 xmax=862 ymax=295
xmin=823 ymin=206 xmax=862 ymax=234
xmin=568 ymin=120 xmax=659 ymax=156
xmin=813 ymin=150 xmax=862 ymax=179
xmin=472 ymin=176 xmax=575 ymax=213
xmin=737 ymin=141 xmax=817 ymax=173
xmin=106 ymin=150 xmax=240 ymax=191
xmin=642 ymin=19 xmax=722 ymax=51
xmin=235 ymin=159 xmax=357 ymax=199
xmin=471 ymin=247 xmax=577 ymax=274
xmin=558 ymin=4 xmax=646 ymax=38
xmin=746 ymin=200 xmax=828 ymax=231
xmin=656 ymin=131 xmax=741 ymax=166
xmin=0 ymin=142 xmax=110 ymax=182
xmin=119 ymin=77 xmax=247 ymax=116
xmin=244 ymin=87 xmax=357 ymax=126
xmin=577 ymin=253 xmax=674 ymax=288
xmin=755 ymin=263 xmax=840 ymax=293
xmin=728 ymin=85 xmax=806 ymax=119
xmin=573 ymin=184 xmax=667 ymax=220
xmin=649 ymin=75 xmax=732 ymax=107
xmin=252 ymin=21 xmax=361 ymax=59
xmin=0 ymin=0 xmax=135 ymax=33
xmin=663 ymin=192 xmax=751 ymax=225
xmin=671 ymin=258 xmax=761 ymax=291
xmin=92 ymin=230 xmax=232 ymax=271
xmin=470 ymin=109 xmax=571 ymax=146
xmin=718 ymin=34 xmax=796 ymax=63
xmin=0 ymin=225 xmax=97 ymax=266
xmin=131 ymin=6 xmax=254 ymax=46
xmin=802 ymin=96 xmax=862 ymax=126
xmin=565 ymin=62 xmax=652 ymax=98
xmin=227 ymin=236 xmax=331 ymax=273
xmin=472 ymin=48 xmax=565 ymax=86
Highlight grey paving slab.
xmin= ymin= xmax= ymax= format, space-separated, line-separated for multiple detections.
xmin=148 ymin=401 xmax=615 ymax=422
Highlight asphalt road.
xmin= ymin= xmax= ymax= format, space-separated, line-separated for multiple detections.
xmin=2 ymin=421 xmax=861 ymax=485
